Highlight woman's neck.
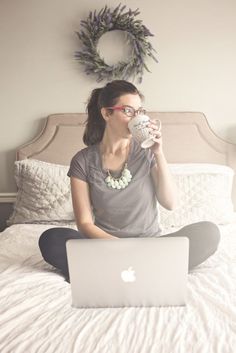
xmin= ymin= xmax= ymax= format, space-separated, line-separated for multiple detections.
xmin=100 ymin=131 xmax=131 ymax=156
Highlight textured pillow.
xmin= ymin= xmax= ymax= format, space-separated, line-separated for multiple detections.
xmin=8 ymin=159 xmax=74 ymax=225
xmin=159 ymin=163 xmax=235 ymax=228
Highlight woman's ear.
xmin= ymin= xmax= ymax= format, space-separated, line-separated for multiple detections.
xmin=101 ymin=107 xmax=110 ymax=122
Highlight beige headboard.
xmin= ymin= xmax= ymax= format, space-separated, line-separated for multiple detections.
xmin=17 ymin=112 xmax=236 ymax=209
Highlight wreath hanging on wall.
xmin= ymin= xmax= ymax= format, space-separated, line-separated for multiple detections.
xmin=75 ymin=4 xmax=158 ymax=83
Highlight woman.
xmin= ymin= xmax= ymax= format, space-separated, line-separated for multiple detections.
xmin=39 ymin=80 xmax=220 ymax=281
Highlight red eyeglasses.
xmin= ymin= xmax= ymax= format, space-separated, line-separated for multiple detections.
xmin=105 ymin=105 xmax=146 ymax=118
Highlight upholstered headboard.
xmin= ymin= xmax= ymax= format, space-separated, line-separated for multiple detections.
xmin=16 ymin=112 xmax=236 ymax=208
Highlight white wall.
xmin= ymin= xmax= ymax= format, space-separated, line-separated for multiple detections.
xmin=0 ymin=0 xmax=236 ymax=191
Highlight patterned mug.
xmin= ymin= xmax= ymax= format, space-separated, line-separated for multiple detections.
xmin=128 ymin=115 xmax=161 ymax=148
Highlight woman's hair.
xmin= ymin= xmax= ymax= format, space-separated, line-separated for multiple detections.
xmin=83 ymin=80 xmax=143 ymax=146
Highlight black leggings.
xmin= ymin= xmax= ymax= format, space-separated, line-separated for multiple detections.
xmin=38 ymin=221 xmax=220 ymax=281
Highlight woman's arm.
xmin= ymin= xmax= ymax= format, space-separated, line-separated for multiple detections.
xmin=70 ymin=176 xmax=119 ymax=239
xmin=151 ymin=152 xmax=178 ymax=210
xmin=148 ymin=120 xmax=178 ymax=210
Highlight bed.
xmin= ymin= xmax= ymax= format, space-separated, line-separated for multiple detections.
xmin=0 ymin=112 xmax=236 ymax=353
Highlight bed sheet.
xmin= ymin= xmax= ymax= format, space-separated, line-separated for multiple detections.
xmin=0 ymin=223 xmax=235 ymax=353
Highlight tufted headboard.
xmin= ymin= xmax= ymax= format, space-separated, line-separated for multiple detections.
xmin=16 ymin=112 xmax=236 ymax=209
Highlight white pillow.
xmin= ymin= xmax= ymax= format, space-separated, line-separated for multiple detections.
xmin=8 ymin=159 xmax=74 ymax=225
xmin=159 ymin=163 xmax=235 ymax=228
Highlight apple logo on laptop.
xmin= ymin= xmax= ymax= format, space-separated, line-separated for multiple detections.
xmin=121 ymin=266 xmax=136 ymax=282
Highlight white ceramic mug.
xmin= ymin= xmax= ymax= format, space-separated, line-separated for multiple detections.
xmin=128 ymin=115 xmax=161 ymax=148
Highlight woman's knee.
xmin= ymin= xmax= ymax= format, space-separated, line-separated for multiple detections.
xmin=38 ymin=228 xmax=59 ymax=260
xmin=200 ymin=221 xmax=221 ymax=252
xmin=38 ymin=227 xmax=81 ymax=259
xmin=39 ymin=228 xmax=59 ymax=251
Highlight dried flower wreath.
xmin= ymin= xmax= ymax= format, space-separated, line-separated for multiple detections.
xmin=75 ymin=4 xmax=158 ymax=82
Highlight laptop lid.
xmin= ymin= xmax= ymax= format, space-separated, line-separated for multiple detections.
xmin=66 ymin=237 xmax=189 ymax=308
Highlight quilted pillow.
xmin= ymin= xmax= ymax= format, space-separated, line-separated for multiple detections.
xmin=159 ymin=163 xmax=235 ymax=228
xmin=8 ymin=159 xmax=74 ymax=225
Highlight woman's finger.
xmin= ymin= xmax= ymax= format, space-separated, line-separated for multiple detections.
xmin=151 ymin=131 xmax=162 ymax=138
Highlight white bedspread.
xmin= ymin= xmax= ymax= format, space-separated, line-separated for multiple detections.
xmin=0 ymin=223 xmax=235 ymax=353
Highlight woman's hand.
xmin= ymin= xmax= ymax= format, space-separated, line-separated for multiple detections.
xmin=148 ymin=120 xmax=163 ymax=155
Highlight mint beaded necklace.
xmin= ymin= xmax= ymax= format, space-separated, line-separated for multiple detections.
xmin=101 ymin=141 xmax=132 ymax=190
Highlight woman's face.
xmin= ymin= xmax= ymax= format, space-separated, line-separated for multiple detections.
xmin=104 ymin=93 xmax=143 ymax=137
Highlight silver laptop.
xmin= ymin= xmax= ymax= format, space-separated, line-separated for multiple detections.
xmin=66 ymin=237 xmax=189 ymax=308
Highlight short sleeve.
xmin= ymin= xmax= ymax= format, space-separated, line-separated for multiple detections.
xmin=67 ymin=149 xmax=88 ymax=182
xmin=150 ymin=152 xmax=157 ymax=168
xmin=145 ymin=149 xmax=157 ymax=169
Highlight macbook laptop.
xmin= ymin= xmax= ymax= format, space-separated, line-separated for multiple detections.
xmin=66 ymin=237 xmax=189 ymax=308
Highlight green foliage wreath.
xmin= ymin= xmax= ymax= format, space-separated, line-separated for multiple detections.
xmin=75 ymin=4 xmax=158 ymax=83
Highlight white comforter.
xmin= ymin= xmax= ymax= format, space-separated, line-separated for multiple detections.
xmin=0 ymin=223 xmax=235 ymax=353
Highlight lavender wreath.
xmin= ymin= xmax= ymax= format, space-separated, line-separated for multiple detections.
xmin=75 ymin=4 xmax=158 ymax=83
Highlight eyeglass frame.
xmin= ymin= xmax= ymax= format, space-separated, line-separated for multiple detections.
xmin=105 ymin=105 xmax=146 ymax=118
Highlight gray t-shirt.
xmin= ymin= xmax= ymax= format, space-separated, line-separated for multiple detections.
xmin=67 ymin=138 xmax=160 ymax=238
